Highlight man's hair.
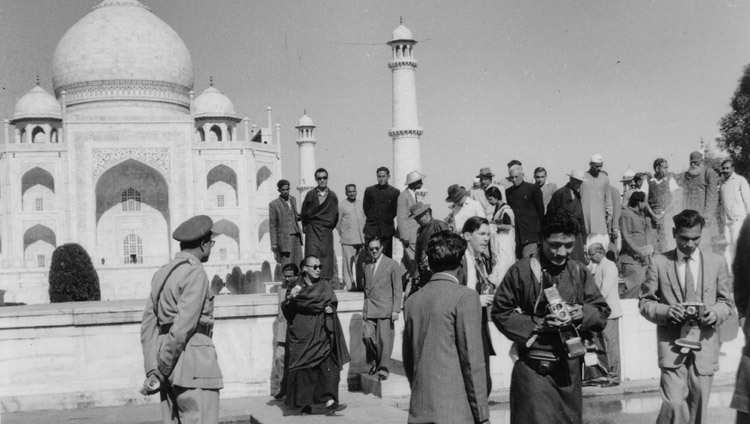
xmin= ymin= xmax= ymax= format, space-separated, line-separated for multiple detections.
xmin=314 ymin=168 xmax=328 ymax=177
xmin=534 ymin=167 xmax=546 ymax=175
xmin=300 ymin=254 xmax=319 ymax=269
xmin=485 ymin=186 xmax=503 ymax=201
xmin=376 ymin=166 xmax=390 ymax=175
xmin=180 ymin=233 xmax=212 ymax=251
xmin=507 ymin=159 xmax=522 ymax=168
xmin=722 ymin=158 xmax=734 ymax=167
xmin=653 ymin=158 xmax=667 ymax=171
xmin=461 ymin=216 xmax=489 ymax=234
xmin=628 ymin=190 xmax=646 ymax=207
xmin=277 ymin=179 xmax=290 ymax=190
xmin=588 ymin=242 xmax=605 ymax=255
xmin=282 ymin=263 xmax=299 ymax=275
xmin=427 ymin=231 xmax=467 ymax=272
xmin=673 ymin=209 xmax=705 ymax=230
xmin=367 ymin=237 xmax=382 ymax=248
xmin=345 ymin=183 xmax=357 ymax=191
xmin=541 ymin=209 xmax=580 ymax=239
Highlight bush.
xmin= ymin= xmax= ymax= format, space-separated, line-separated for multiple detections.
xmin=48 ymin=243 xmax=101 ymax=302
xmin=210 ymin=274 xmax=224 ymax=295
xmin=260 ymin=261 xmax=272 ymax=282
xmin=273 ymin=264 xmax=282 ymax=282
xmin=226 ymin=266 xmax=244 ymax=294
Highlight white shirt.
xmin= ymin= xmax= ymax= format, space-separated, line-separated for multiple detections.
xmin=464 ymin=250 xmax=478 ymax=289
xmin=676 ymin=248 xmax=701 ymax=297
xmin=721 ymin=173 xmax=750 ymax=222
xmin=453 ymin=197 xmax=485 ymax=233
xmin=592 ymin=257 xmax=622 ymax=318
xmin=371 ymin=254 xmax=383 ymax=275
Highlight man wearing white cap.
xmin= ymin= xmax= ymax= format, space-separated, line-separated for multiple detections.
xmin=397 ymin=170 xmax=425 ymax=282
xmin=580 ymin=154 xmax=613 ymax=250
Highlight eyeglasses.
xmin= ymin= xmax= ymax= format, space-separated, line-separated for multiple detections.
xmin=316 ymin=176 xmax=328 ymax=181
xmin=368 ymin=247 xmax=381 ymax=252
xmin=690 ymin=161 xmax=700 ymax=165
xmin=306 ymin=264 xmax=323 ymax=270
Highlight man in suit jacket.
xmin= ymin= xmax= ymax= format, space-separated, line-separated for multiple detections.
xmin=269 ymin=179 xmax=303 ymax=267
xmin=403 ymin=230 xmax=489 ymax=424
xmin=505 ymin=165 xmax=545 ymax=259
xmin=397 ymin=171 xmax=425 ymax=282
xmin=363 ymin=166 xmax=400 ymax=257
xmin=640 ymin=209 xmax=733 ymax=424
xmin=362 ymin=238 xmax=403 ymax=380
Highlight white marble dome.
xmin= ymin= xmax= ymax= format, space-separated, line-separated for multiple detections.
xmin=392 ymin=24 xmax=414 ymax=41
xmin=297 ymin=113 xmax=315 ymax=127
xmin=193 ymin=86 xmax=237 ymax=118
xmin=13 ymin=86 xmax=62 ymax=121
xmin=51 ymin=0 xmax=193 ymax=94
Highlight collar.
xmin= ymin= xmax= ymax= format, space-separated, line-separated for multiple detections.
xmin=316 ymin=187 xmax=329 ymax=195
xmin=376 ymin=183 xmax=390 ymax=189
xmin=678 ymin=247 xmax=700 ymax=263
xmin=175 ymin=251 xmax=201 ymax=265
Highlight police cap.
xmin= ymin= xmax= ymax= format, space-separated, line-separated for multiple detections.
xmin=172 ymin=215 xmax=214 ymax=243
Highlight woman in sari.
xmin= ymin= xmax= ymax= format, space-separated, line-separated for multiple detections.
xmin=486 ymin=186 xmax=515 ymax=282
xmin=282 ymin=255 xmax=350 ymax=416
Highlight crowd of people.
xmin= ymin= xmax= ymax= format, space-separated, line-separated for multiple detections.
xmin=137 ymin=150 xmax=750 ymax=423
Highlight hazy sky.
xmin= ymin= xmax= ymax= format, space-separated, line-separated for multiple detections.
xmin=1 ymin=0 xmax=749 ymax=218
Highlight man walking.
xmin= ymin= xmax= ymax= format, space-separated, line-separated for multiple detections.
xmin=505 ymin=165 xmax=545 ymax=258
xmin=397 ymin=171 xmax=425 ymax=284
xmin=587 ymin=242 xmax=622 ymax=387
xmin=720 ymin=158 xmax=750 ymax=267
xmin=534 ymin=166 xmax=557 ymax=213
xmin=410 ymin=202 xmax=450 ymax=291
xmin=337 ymin=184 xmax=365 ymax=291
xmin=679 ymin=151 xmax=720 ymax=249
xmin=403 ymin=230 xmax=490 ymax=424
xmin=140 ymin=215 xmax=223 ymax=424
xmin=269 ymin=179 xmax=303 ymax=267
xmin=363 ymin=167 xmax=400 ymax=257
xmin=620 ymin=191 xmax=654 ymax=299
xmin=362 ymin=238 xmax=403 ymax=381
xmin=471 ymin=167 xmax=501 ymax=219
xmin=640 ymin=209 xmax=733 ymax=424
xmin=446 ymin=183 xmax=484 ymax=233
xmin=300 ymin=168 xmax=339 ymax=285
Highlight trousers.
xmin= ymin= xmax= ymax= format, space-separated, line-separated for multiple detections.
xmin=657 ymin=356 xmax=714 ymax=424
xmin=363 ymin=317 xmax=395 ymax=377
xmin=161 ymin=384 xmax=220 ymax=424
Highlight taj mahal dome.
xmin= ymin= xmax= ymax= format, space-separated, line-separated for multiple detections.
xmin=0 ymin=0 xmax=287 ymax=303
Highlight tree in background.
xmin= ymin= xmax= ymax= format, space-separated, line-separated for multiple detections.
xmin=720 ymin=63 xmax=750 ymax=177
xmin=226 ymin=266 xmax=244 ymax=293
xmin=48 ymin=243 xmax=101 ymax=302
xmin=273 ymin=264 xmax=282 ymax=282
xmin=261 ymin=261 xmax=272 ymax=282
xmin=210 ymin=275 xmax=224 ymax=295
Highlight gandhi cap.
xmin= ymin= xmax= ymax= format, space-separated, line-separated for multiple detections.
xmin=589 ymin=154 xmax=604 ymax=164
xmin=409 ymin=202 xmax=431 ymax=218
xmin=620 ymin=169 xmax=636 ymax=182
xmin=172 ymin=215 xmax=214 ymax=242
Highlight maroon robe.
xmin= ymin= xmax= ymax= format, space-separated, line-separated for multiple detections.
xmin=300 ymin=189 xmax=339 ymax=279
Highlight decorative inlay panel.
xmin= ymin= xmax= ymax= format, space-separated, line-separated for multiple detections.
xmin=92 ymin=148 xmax=170 ymax=176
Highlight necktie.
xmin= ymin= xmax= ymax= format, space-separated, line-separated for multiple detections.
xmin=684 ymin=256 xmax=697 ymax=302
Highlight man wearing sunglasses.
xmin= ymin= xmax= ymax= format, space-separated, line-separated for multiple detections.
xmin=300 ymin=168 xmax=339 ymax=286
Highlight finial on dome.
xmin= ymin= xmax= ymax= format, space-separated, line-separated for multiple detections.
xmin=36 ymin=75 xmax=40 ymax=85
xmin=209 ymin=75 xmax=213 ymax=87
xmin=400 ymin=16 xmax=403 ymax=24
xmin=304 ymin=108 xmax=307 ymax=115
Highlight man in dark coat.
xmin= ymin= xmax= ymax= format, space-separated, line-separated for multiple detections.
xmin=403 ymin=230 xmax=490 ymax=424
xmin=492 ymin=209 xmax=610 ymax=424
xmin=300 ymin=168 xmax=339 ymax=284
xmin=269 ymin=179 xmax=303 ymax=267
xmin=731 ymin=216 xmax=750 ymax=423
xmin=506 ymin=165 xmax=545 ymax=259
xmin=546 ymin=170 xmax=586 ymax=263
xmin=410 ymin=202 xmax=450 ymax=292
xmin=363 ymin=166 xmax=400 ymax=257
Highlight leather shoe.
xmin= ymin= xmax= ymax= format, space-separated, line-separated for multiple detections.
xmin=273 ymin=392 xmax=285 ymax=400
xmin=377 ymin=374 xmax=388 ymax=381
xmin=325 ymin=402 xmax=347 ymax=416
xmin=368 ymin=365 xmax=377 ymax=375
xmin=600 ymin=381 xmax=619 ymax=388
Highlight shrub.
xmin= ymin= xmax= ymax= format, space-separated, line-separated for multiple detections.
xmin=210 ymin=274 xmax=224 ymax=295
xmin=48 ymin=243 xmax=101 ymax=302
xmin=260 ymin=261 xmax=272 ymax=282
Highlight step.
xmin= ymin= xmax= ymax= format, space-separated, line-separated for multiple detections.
xmin=359 ymin=372 xmax=411 ymax=399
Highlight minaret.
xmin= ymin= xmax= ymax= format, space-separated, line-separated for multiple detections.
xmin=296 ymin=111 xmax=317 ymax=199
xmin=388 ymin=19 xmax=423 ymax=189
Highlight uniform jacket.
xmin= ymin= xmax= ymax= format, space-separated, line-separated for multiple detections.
xmin=403 ymin=273 xmax=490 ymax=424
xmin=363 ymin=184 xmax=400 ymax=239
xmin=269 ymin=196 xmax=302 ymax=252
xmin=363 ymin=256 xmax=403 ymax=319
xmin=141 ymin=251 xmax=223 ymax=389
xmin=506 ymin=181 xmax=545 ymax=245
xmin=639 ymin=248 xmax=733 ymax=375
xmin=396 ymin=189 xmax=419 ymax=245
xmin=337 ymin=198 xmax=365 ymax=245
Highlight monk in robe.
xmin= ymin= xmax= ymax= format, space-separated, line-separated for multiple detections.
xmin=282 ymin=255 xmax=350 ymax=416
xmin=300 ymin=168 xmax=339 ymax=283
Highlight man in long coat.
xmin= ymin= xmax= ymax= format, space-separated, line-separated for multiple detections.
xmin=269 ymin=179 xmax=303 ymax=267
xmin=301 ymin=168 xmax=339 ymax=283
xmin=397 ymin=171 xmax=425 ymax=282
xmin=363 ymin=167 xmax=400 ymax=257
xmin=580 ymin=153 xmax=613 ymax=250
xmin=505 ymin=165 xmax=545 ymax=259
xmin=546 ymin=170 xmax=586 ymax=262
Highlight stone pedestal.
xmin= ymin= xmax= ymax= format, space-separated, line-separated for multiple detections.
xmin=359 ymin=372 xmax=411 ymax=399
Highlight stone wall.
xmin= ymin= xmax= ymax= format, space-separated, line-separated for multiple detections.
xmin=0 ymin=296 xmax=743 ymax=413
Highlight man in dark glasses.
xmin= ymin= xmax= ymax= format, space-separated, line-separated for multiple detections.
xmin=300 ymin=168 xmax=340 ymax=287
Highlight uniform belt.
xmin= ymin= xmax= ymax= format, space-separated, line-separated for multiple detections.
xmin=159 ymin=322 xmax=213 ymax=338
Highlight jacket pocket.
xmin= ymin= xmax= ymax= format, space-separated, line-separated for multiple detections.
xmin=186 ymin=334 xmax=223 ymax=380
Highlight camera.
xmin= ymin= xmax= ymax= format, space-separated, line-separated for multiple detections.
xmin=545 ymin=287 xmax=572 ymax=324
xmin=682 ymin=302 xmax=705 ymax=323
xmin=544 ymin=287 xmax=585 ymax=358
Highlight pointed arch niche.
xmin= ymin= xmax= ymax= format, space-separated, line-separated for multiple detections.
xmin=207 ymin=164 xmax=238 ymax=207
xmin=23 ymin=224 xmax=56 ymax=268
xmin=209 ymin=218 xmax=240 ymax=263
xmin=21 ymin=167 xmax=55 ymax=212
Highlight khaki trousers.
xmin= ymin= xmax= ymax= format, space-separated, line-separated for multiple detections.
xmin=657 ymin=357 xmax=713 ymax=424
xmin=161 ymin=384 xmax=220 ymax=424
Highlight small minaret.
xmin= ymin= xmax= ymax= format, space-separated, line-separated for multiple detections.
xmin=388 ymin=19 xmax=423 ymax=189
xmin=296 ymin=111 xmax=317 ymax=199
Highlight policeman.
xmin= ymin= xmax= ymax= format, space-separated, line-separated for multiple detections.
xmin=140 ymin=215 xmax=223 ymax=424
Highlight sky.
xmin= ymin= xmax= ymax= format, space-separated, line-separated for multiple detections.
xmin=1 ymin=0 xmax=749 ymax=218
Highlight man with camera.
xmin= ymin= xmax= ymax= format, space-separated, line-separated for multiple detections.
xmin=640 ymin=209 xmax=733 ymax=424
xmin=492 ymin=209 xmax=610 ymax=424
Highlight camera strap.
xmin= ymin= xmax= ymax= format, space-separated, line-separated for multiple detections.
xmin=531 ymin=257 xmax=549 ymax=315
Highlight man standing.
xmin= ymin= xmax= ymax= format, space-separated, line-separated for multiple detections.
xmin=640 ymin=209 xmax=733 ymax=424
xmin=587 ymin=242 xmax=623 ymax=387
xmin=446 ymin=183 xmax=484 ymax=233
xmin=471 ymin=167 xmax=501 ymax=219
xmin=272 ymin=263 xmax=299 ymax=400
xmin=679 ymin=151 xmax=719 ymax=249
xmin=649 ymin=158 xmax=680 ymax=254
xmin=505 ymin=165 xmax=545 ymax=259
xmin=403 ymin=231 xmax=490 ymax=424
xmin=580 ymin=154 xmax=613 ymax=249
xmin=397 ymin=171 xmax=425 ymax=283
xmin=269 ymin=179 xmax=303 ymax=267
xmin=731 ymin=216 xmax=750 ymax=423
xmin=619 ymin=191 xmax=654 ymax=299
xmin=337 ymin=184 xmax=365 ymax=291
xmin=300 ymin=168 xmax=339 ymax=285
xmin=546 ymin=170 xmax=587 ymax=262
xmin=410 ymin=202 xmax=450 ymax=291
xmin=534 ymin=166 xmax=557 ymax=213
xmin=720 ymin=158 xmax=750 ymax=267
xmin=363 ymin=167 xmax=400 ymax=257
xmin=140 ymin=215 xmax=222 ymax=424
xmin=362 ymin=238 xmax=403 ymax=381
xmin=608 ymin=184 xmax=622 ymax=260
xmin=492 ymin=209 xmax=610 ymax=424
